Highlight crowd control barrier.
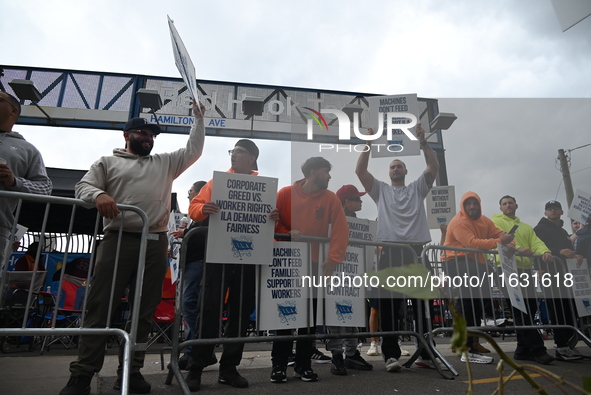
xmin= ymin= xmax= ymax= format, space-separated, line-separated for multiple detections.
xmin=165 ymin=232 xmax=455 ymax=394
xmin=0 ymin=190 xmax=153 ymax=395
xmin=421 ymin=244 xmax=591 ymax=360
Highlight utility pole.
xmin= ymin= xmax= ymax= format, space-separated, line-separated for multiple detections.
xmin=558 ymin=149 xmax=574 ymax=208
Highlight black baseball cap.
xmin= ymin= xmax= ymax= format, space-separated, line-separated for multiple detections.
xmin=123 ymin=118 xmax=161 ymax=135
xmin=235 ymin=139 xmax=259 ymax=170
xmin=545 ymin=200 xmax=562 ymax=210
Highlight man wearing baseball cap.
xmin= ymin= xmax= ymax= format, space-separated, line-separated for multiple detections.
xmin=336 ymin=184 xmax=366 ymax=218
xmin=325 ymin=184 xmax=373 ymax=375
xmin=185 ymin=138 xmax=271 ymax=391
xmin=0 ymin=90 xmax=52 ymax=272
xmin=61 ymin=101 xmax=206 ymax=395
xmin=534 ymin=200 xmax=584 ymax=361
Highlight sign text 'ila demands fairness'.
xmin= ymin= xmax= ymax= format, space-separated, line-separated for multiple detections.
xmin=206 ymin=171 xmax=277 ymax=264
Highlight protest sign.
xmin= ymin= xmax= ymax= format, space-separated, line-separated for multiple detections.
xmin=206 ymin=171 xmax=277 ymax=264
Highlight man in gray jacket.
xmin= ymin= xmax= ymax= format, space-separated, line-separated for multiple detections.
xmin=60 ymin=101 xmax=205 ymax=395
xmin=0 ymin=91 xmax=52 ymax=274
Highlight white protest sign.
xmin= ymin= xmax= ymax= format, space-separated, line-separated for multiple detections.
xmin=206 ymin=171 xmax=277 ymax=264
xmin=426 ymin=186 xmax=456 ymax=229
xmin=566 ymin=258 xmax=591 ymax=317
xmin=13 ymin=224 xmax=28 ymax=243
xmin=258 ymin=242 xmax=312 ymax=330
xmin=167 ymin=15 xmax=200 ymax=114
xmin=344 ymin=217 xmax=377 ymax=273
xmin=318 ymin=246 xmax=367 ymax=327
xmin=568 ymin=189 xmax=591 ymax=224
xmin=167 ymin=211 xmax=183 ymax=283
xmin=368 ymin=94 xmax=420 ymax=157
xmin=497 ymin=243 xmax=527 ymax=314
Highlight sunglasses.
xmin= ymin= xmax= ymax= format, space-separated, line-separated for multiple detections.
xmin=128 ymin=129 xmax=157 ymax=139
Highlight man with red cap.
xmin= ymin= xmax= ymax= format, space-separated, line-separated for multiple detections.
xmin=336 ymin=184 xmax=366 ymax=218
xmin=325 ymin=184 xmax=373 ymax=375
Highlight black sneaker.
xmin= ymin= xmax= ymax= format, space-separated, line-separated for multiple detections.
xmin=60 ymin=375 xmax=92 ymax=395
xmin=294 ymin=365 xmax=319 ymax=382
xmin=113 ymin=372 xmax=151 ymax=394
xmin=185 ymin=366 xmax=202 ymax=392
xmin=287 ymin=350 xmax=296 ymax=366
xmin=345 ymin=351 xmax=373 ymax=371
xmin=270 ymin=365 xmax=288 ymax=383
xmin=331 ymin=353 xmax=347 ymax=376
xmin=311 ymin=348 xmax=331 ymax=364
xmin=206 ymin=352 xmax=218 ymax=367
xmin=218 ymin=367 xmax=249 ymax=388
xmin=178 ymin=354 xmax=190 ymax=370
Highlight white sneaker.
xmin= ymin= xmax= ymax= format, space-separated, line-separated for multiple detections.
xmin=367 ymin=341 xmax=380 ymax=356
xmin=555 ymin=347 xmax=583 ymax=361
xmin=385 ymin=357 xmax=402 ymax=372
xmin=399 ymin=340 xmax=410 ymax=356
xmin=460 ymin=351 xmax=494 ymax=364
xmin=415 ymin=356 xmax=450 ymax=371
xmin=570 ymin=347 xmax=590 ymax=359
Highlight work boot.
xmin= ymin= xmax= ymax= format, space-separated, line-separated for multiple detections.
xmin=60 ymin=375 xmax=92 ymax=395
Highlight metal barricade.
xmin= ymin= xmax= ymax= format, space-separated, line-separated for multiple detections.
xmin=0 ymin=190 xmax=152 ymax=395
xmin=165 ymin=233 xmax=453 ymax=394
xmin=422 ymin=244 xmax=591 ymax=361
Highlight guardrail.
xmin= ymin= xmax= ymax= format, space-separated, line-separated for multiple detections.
xmin=0 ymin=190 xmax=152 ymax=395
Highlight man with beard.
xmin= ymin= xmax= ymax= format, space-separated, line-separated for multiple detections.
xmin=60 ymin=101 xmax=205 ymax=395
xmin=491 ymin=195 xmax=555 ymax=364
xmin=270 ymin=157 xmax=349 ymax=384
xmin=356 ymin=123 xmax=442 ymax=372
xmin=443 ymin=192 xmax=514 ymax=364
xmin=0 ymin=91 xmax=52 ymax=272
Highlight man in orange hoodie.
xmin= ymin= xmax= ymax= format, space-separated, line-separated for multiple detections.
xmin=443 ymin=191 xmax=515 ymax=364
xmin=270 ymin=157 xmax=349 ymax=384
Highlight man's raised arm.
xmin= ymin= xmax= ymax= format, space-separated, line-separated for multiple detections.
xmin=417 ymin=123 xmax=439 ymax=188
xmin=355 ymin=128 xmax=375 ymax=193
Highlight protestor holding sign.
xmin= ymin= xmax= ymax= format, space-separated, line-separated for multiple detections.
xmin=325 ymin=184 xmax=373 ymax=375
xmin=491 ymin=195 xmax=555 ymax=365
xmin=270 ymin=157 xmax=349 ymax=384
xmin=185 ymin=139 xmax=277 ymax=391
xmin=356 ymin=123 xmax=442 ymax=372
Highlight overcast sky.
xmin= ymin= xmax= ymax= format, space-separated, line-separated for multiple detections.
xmin=2 ymin=0 xmax=590 ymax=239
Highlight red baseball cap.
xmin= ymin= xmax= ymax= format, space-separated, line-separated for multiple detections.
xmin=336 ymin=184 xmax=366 ymax=203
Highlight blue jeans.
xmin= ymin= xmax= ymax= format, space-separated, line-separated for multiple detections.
xmin=182 ymin=260 xmax=204 ymax=355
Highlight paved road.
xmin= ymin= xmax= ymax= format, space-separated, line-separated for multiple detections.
xmin=1 ymin=338 xmax=590 ymax=394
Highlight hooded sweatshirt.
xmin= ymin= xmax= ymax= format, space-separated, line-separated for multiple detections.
xmin=533 ymin=217 xmax=572 ymax=259
xmin=443 ymin=191 xmax=508 ymax=263
xmin=275 ymin=179 xmax=348 ymax=268
xmin=491 ymin=214 xmax=550 ymax=269
xmin=75 ymin=119 xmax=204 ymax=233
xmin=0 ymin=131 xmax=52 ymax=238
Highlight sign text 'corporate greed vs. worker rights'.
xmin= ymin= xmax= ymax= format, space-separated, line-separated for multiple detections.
xmin=206 ymin=171 xmax=277 ymax=264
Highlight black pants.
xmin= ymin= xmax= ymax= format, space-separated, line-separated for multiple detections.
xmin=190 ymin=262 xmax=255 ymax=369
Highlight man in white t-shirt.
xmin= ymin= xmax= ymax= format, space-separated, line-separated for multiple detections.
xmin=355 ymin=123 xmax=439 ymax=372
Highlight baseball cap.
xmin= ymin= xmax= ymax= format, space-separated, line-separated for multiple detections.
xmin=123 ymin=118 xmax=161 ymax=135
xmin=545 ymin=200 xmax=562 ymax=210
xmin=336 ymin=184 xmax=366 ymax=203
xmin=234 ymin=139 xmax=259 ymax=170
